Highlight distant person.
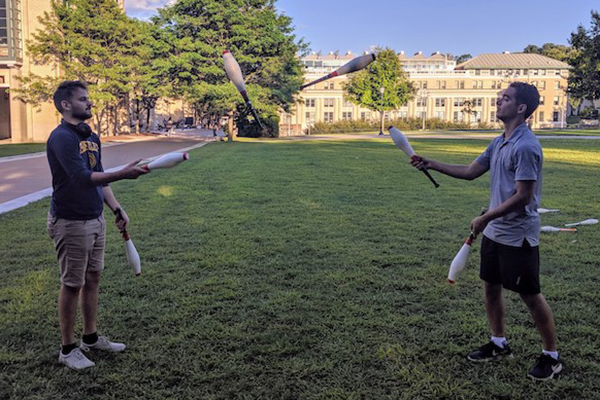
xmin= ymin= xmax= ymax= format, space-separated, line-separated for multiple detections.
xmin=166 ymin=117 xmax=173 ymax=136
xmin=46 ymin=81 xmax=149 ymax=370
xmin=411 ymin=82 xmax=562 ymax=381
xmin=161 ymin=117 xmax=167 ymax=132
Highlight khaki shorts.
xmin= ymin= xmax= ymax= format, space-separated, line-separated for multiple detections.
xmin=47 ymin=213 xmax=106 ymax=288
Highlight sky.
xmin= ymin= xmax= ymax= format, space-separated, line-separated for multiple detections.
xmin=125 ymin=0 xmax=598 ymax=56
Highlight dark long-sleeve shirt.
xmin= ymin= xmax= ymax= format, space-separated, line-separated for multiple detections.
xmin=47 ymin=121 xmax=105 ymax=220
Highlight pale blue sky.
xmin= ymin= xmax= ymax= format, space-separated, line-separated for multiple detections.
xmin=125 ymin=0 xmax=598 ymax=56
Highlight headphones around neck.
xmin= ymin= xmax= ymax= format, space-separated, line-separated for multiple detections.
xmin=63 ymin=119 xmax=93 ymax=138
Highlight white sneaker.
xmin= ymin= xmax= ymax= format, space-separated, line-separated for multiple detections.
xmin=58 ymin=348 xmax=95 ymax=370
xmin=80 ymin=336 xmax=126 ymax=353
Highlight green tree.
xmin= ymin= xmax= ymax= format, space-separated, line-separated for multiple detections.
xmin=153 ymin=0 xmax=306 ymax=138
xmin=568 ymin=10 xmax=600 ymax=124
xmin=461 ymin=99 xmax=477 ymax=128
xmin=454 ymin=54 xmax=472 ymax=64
xmin=14 ymin=0 xmax=151 ymax=135
xmin=343 ymin=48 xmax=415 ymax=135
xmin=523 ymin=42 xmax=575 ymax=61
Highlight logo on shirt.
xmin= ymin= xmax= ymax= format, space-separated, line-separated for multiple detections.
xmin=79 ymin=141 xmax=99 ymax=154
xmin=80 ymin=140 xmax=99 ymax=168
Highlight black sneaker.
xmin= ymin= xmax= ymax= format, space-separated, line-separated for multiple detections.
xmin=467 ymin=341 xmax=512 ymax=362
xmin=527 ymin=354 xmax=563 ymax=381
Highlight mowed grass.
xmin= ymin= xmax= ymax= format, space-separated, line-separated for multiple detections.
xmin=1 ymin=138 xmax=599 ymax=400
xmin=0 ymin=143 xmax=47 ymax=158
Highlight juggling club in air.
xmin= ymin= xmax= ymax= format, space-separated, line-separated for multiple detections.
xmin=222 ymin=50 xmax=264 ymax=130
xmin=300 ymin=53 xmax=376 ymax=90
xmin=388 ymin=126 xmax=440 ymax=188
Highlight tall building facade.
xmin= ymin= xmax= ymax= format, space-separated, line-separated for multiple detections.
xmin=1 ymin=0 xmax=62 ymax=142
xmin=282 ymin=51 xmax=571 ymax=135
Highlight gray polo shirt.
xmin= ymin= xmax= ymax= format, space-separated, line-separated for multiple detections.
xmin=476 ymin=123 xmax=543 ymax=247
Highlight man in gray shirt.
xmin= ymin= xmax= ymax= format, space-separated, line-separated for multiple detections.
xmin=411 ymin=82 xmax=562 ymax=381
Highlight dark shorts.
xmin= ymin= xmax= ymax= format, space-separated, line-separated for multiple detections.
xmin=480 ymin=235 xmax=540 ymax=294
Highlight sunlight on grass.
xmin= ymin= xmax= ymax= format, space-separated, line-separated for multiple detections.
xmin=544 ymin=148 xmax=600 ymax=166
xmin=157 ymin=185 xmax=175 ymax=197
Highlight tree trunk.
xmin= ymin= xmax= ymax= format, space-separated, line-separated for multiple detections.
xmin=228 ymin=110 xmax=234 ymax=142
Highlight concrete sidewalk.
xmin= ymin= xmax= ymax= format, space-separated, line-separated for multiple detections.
xmin=0 ymin=135 xmax=211 ymax=214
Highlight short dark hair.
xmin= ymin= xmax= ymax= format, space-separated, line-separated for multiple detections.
xmin=53 ymin=81 xmax=88 ymax=114
xmin=509 ymin=82 xmax=540 ymax=120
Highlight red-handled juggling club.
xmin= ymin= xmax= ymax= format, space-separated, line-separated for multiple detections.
xmin=223 ymin=50 xmax=264 ymax=130
xmin=300 ymin=53 xmax=376 ymax=90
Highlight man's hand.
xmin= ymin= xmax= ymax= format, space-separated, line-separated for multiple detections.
xmin=119 ymin=159 xmax=149 ymax=180
xmin=114 ymin=208 xmax=130 ymax=232
xmin=410 ymin=155 xmax=434 ymax=171
xmin=470 ymin=215 xmax=490 ymax=237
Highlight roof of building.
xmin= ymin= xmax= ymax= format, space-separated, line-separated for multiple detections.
xmin=456 ymin=53 xmax=570 ymax=69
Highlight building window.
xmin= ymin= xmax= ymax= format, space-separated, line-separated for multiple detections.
xmin=422 ymin=81 xmax=427 ymax=89
xmin=539 ymin=96 xmax=545 ymax=105
xmin=460 ymin=81 xmax=465 ymax=89
xmin=539 ymin=81 xmax=546 ymax=90
xmin=360 ymin=111 xmax=371 ymax=121
xmin=305 ymin=99 xmax=315 ymax=108
xmin=399 ymin=111 xmax=408 ymax=119
xmin=538 ymin=111 xmax=544 ymax=121
xmin=305 ymin=111 xmax=315 ymax=123
xmin=417 ymin=98 xmax=427 ymax=107
xmin=324 ymin=112 xmax=334 ymax=122
xmin=435 ymin=98 xmax=446 ymax=108
xmin=475 ymin=69 xmax=481 ymax=76
xmin=434 ymin=111 xmax=445 ymax=119
xmin=554 ymin=82 xmax=560 ymax=90
xmin=472 ymin=98 xmax=483 ymax=107
xmin=454 ymin=98 xmax=465 ymax=107
xmin=453 ymin=111 xmax=463 ymax=122
xmin=553 ymin=96 xmax=559 ymax=106
xmin=324 ymin=98 xmax=334 ymax=108
xmin=553 ymin=111 xmax=559 ymax=122
xmin=490 ymin=111 xmax=497 ymax=122
xmin=418 ymin=111 xmax=426 ymax=119
xmin=324 ymin=81 xmax=334 ymax=90
xmin=490 ymin=98 xmax=497 ymax=107
xmin=342 ymin=112 xmax=352 ymax=121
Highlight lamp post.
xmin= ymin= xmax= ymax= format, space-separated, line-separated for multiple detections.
xmin=379 ymin=86 xmax=385 ymax=135
xmin=420 ymin=89 xmax=428 ymax=131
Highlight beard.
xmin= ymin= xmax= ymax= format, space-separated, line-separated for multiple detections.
xmin=73 ymin=108 xmax=92 ymax=121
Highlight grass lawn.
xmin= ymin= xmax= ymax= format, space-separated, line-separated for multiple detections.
xmin=536 ymin=129 xmax=600 ymax=136
xmin=0 ymin=143 xmax=47 ymax=158
xmin=1 ymin=137 xmax=599 ymax=400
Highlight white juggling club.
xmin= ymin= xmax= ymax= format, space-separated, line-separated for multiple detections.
xmin=448 ymin=234 xmax=474 ymax=284
xmin=122 ymin=230 xmax=141 ymax=276
xmin=142 ymin=152 xmax=189 ymax=171
xmin=388 ymin=126 xmax=440 ymax=188
xmin=541 ymin=226 xmax=577 ymax=232
xmin=537 ymin=208 xmax=560 ymax=214
xmin=564 ymin=218 xmax=598 ymax=227
xmin=223 ymin=50 xmax=264 ymax=130
xmin=300 ymin=53 xmax=376 ymax=90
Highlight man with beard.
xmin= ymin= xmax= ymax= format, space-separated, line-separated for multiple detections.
xmin=47 ymin=81 xmax=148 ymax=369
xmin=410 ymin=82 xmax=562 ymax=381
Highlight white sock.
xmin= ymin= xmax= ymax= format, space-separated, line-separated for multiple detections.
xmin=491 ymin=336 xmax=507 ymax=348
xmin=542 ymin=350 xmax=559 ymax=360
